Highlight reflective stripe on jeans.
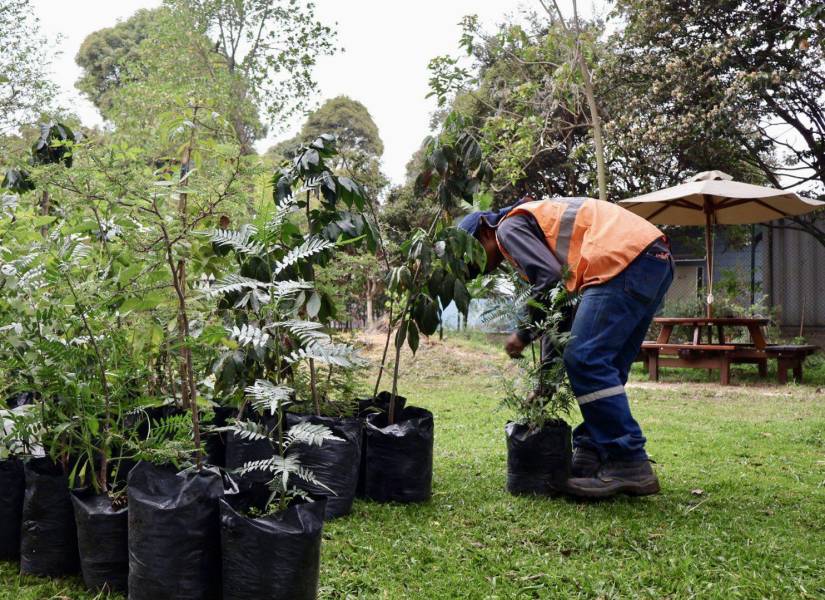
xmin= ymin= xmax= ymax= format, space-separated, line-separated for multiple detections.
xmin=576 ymin=385 xmax=625 ymax=405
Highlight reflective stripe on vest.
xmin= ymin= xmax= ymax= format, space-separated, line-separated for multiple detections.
xmin=554 ymin=197 xmax=587 ymax=266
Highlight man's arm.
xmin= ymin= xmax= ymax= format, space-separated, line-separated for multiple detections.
xmin=496 ymin=214 xmax=563 ymax=354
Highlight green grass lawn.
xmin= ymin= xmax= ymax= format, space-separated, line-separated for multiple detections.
xmin=2 ymin=335 xmax=824 ymax=599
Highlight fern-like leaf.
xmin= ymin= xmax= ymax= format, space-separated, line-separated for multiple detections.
xmin=271 ymin=280 xmax=314 ymax=299
xmin=217 ymin=419 xmax=269 ymax=441
xmin=293 ymin=464 xmax=335 ymax=494
xmin=245 ymin=380 xmax=293 ymax=415
xmin=203 ymin=274 xmax=272 ymax=298
xmin=273 ymin=237 xmax=334 ymax=275
xmin=208 ymin=225 xmax=265 ymax=256
xmin=238 ymin=457 xmax=278 ymax=475
xmin=271 ymin=320 xmax=330 ymax=345
xmin=285 ymin=421 xmax=342 ymax=449
xmin=227 ymin=323 xmax=270 ymax=350
xmin=286 ymin=341 xmax=366 ymax=368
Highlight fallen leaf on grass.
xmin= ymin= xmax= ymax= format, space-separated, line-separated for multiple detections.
xmin=691 ymin=488 xmax=704 ymax=496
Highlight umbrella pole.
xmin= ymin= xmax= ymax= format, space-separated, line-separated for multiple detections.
xmin=704 ymin=198 xmax=714 ymax=318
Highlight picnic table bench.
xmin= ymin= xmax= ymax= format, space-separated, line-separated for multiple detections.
xmin=640 ymin=317 xmax=819 ymax=385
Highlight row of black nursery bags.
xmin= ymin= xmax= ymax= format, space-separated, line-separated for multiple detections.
xmin=285 ymin=413 xmax=361 ymax=519
xmin=0 ymin=456 xmax=25 ymax=560
xmin=220 ymin=485 xmax=326 ymax=600
xmin=127 ymin=461 xmax=234 ymax=600
xmin=19 ymin=456 xmax=80 ymax=577
xmin=363 ymin=405 xmax=434 ymax=504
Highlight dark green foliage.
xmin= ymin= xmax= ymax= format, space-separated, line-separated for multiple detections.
xmin=2 ymin=167 xmax=35 ymax=193
xmin=31 ymin=122 xmax=75 ymax=167
xmin=272 ymin=134 xmax=377 ymax=252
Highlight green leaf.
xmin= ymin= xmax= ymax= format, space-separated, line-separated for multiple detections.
xmin=428 ymin=268 xmax=445 ymax=297
xmin=120 ymin=292 xmax=167 ymax=313
xmin=414 ymin=297 xmax=440 ymax=336
xmin=454 ymin=279 xmax=471 ymax=315
xmin=307 ymin=291 xmax=321 ymax=318
xmin=394 ymin=321 xmax=407 ymax=350
xmin=407 ymin=321 xmax=420 ymax=354
xmin=438 ymin=272 xmax=456 ymax=306
xmin=430 ymin=147 xmax=448 ymax=176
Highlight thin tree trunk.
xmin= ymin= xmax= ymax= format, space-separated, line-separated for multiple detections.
xmin=171 ymin=108 xmax=202 ymax=467
xmin=309 ymin=357 xmax=320 ymax=416
xmin=39 ymin=190 xmax=50 ymax=237
xmin=542 ymin=0 xmax=608 ymax=200
xmin=365 ymin=278 xmax=375 ymax=329
xmin=372 ymin=298 xmax=393 ymax=397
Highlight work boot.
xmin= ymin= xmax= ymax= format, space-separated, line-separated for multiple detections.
xmin=570 ymin=446 xmax=601 ymax=478
xmin=565 ymin=460 xmax=660 ymax=499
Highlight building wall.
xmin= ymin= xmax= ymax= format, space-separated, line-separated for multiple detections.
xmin=769 ymin=224 xmax=825 ymax=328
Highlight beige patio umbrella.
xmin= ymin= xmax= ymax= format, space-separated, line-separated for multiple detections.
xmin=619 ymin=170 xmax=825 ymax=317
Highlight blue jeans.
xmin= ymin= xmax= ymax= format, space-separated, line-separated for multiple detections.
xmin=561 ymin=251 xmax=673 ymax=462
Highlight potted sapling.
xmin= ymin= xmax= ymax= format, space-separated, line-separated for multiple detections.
xmin=122 ymin=107 xmax=245 ymax=600
xmin=0 ymin=123 xmax=83 ymax=577
xmin=0 ymin=402 xmax=31 ymax=561
xmin=2 ymin=232 xmax=144 ymax=589
xmin=209 ymin=134 xmax=372 ymax=518
xmin=363 ymin=125 xmax=490 ymax=503
xmin=219 ymin=379 xmax=340 ymax=600
xmin=484 ymin=275 xmax=578 ymax=495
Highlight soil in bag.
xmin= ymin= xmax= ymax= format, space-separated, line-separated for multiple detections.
xmin=70 ymin=489 xmax=128 ymax=593
xmin=20 ymin=456 xmax=80 ymax=576
xmin=220 ymin=488 xmax=326 ymax=600
xmin=0 ymin=457 xmax=25 ymax=560
xmin=356 ymin=392 xmax=406 ymax=497
xmin=505 ymin=420 xmax=572 ymax=496
xmin=286 ymin=413 xmax=362 ymax=519
xmin=364 ymin=406 xmax=433 ymax=503
xmin=128 ymin=461 xmax=232 ymax=600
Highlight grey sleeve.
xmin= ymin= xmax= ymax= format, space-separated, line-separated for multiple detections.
xmin=496 ymin=214 xmax=563 ymax=343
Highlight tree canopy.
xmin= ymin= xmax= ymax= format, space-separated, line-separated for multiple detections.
xmin=0 ymin=0 xmax=56 ymax=138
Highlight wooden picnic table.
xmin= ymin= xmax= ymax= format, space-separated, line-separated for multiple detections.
xmin=642 ymin=317 xmax=817 ymax=385
xmin=654 ymin=317 xmax=769 ymax=349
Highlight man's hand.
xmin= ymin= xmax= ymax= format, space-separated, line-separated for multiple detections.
xmin=504 ymin=333 xmax=527 ymax=359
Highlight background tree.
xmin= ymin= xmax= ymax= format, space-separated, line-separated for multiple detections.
xmin=180 ymin=0 xmax=338 ymax=151
xmin=426 ymin=13 xmax=610 ymax=206
xmin=76 ymin=6 xmax=259 ymax=157
xmin=0 ymin=0 xmax=57 ymax=139
xmin=75 ymin=9 xmax=159 ymax=115
xmin=76 ymin=1 xmax=337 ymax=153
xmin=608 ymin=0 xmax=825 ymax=243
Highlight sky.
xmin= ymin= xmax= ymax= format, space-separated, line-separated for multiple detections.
xmin=30 ymin=0 xmax=604 ymax=185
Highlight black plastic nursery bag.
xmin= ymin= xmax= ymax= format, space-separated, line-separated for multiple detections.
xmin=356 ymin=392 xmax=406 ymax=497
xmin=19 ymin=457 xmax=80 ymax=576
xmin=204 ymin=405 xmax=235 ymax=468
xmin=220 ymin=494 xmax=326 ymax=600
xmin=128 ymin=461 xmax=232 ymax=600
xmin=364 ymin=406 xmax=433 ymax=503
xmin=505 ymin=420 xmax=572 ymax=495
xmin=0 ymin=457 xmax=25 ymax=560
xmin=285 ymin=413 xmax=362 ymax=519
xmin=224 ymin=411 xmax=277 ymax=484
xmin=70 ymin=489 xmax=128 ymax=593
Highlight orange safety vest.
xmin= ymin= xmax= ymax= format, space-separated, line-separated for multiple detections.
xmin=496 ymin=198 xmax=664 ymax=293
